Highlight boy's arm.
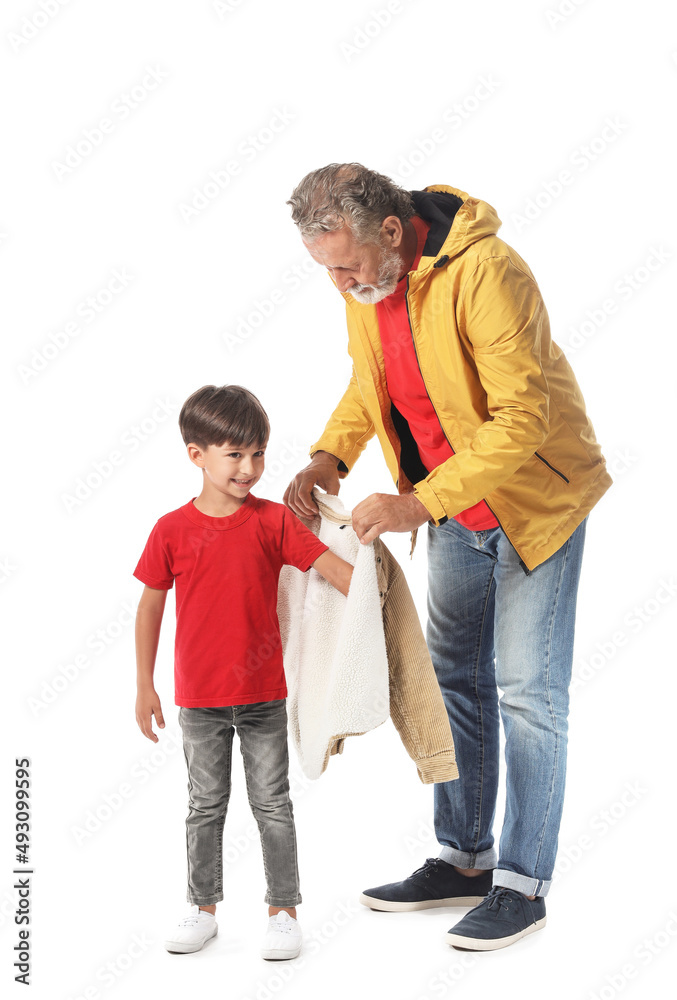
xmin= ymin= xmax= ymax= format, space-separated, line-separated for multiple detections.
xmin=311 ymin=550 xmax=354 ymax=597
xmin=135 ymin=585 xmax=169 ymax=742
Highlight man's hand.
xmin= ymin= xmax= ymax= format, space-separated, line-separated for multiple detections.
xmin=135 ymin=686 xmax=165 ymax=743
xmin=352 ymin=493 xmax=431 ymax=545
xmin=283 ymin=451 xmax=341 ymax=519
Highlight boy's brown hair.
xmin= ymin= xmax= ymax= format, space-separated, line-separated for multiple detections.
xmin=179 ymin=385 xmax=270 ymax=450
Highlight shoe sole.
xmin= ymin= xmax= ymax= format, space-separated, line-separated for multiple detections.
xmin=261 ymin=945 xmax=302 ymax=961
xmin=446 ymin=915 xmax=547 ymax=951
xmin=359 ymin=893 xmax=487 ymax=912
xmin=164 ymin=924 xmax=218 ymax=954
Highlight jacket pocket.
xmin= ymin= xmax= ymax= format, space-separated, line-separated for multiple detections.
xmin=534 ymin=451 xmax=570 ymax=484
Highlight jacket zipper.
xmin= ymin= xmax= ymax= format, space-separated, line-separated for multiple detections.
xmin=403 ymin=274 xmax=531 ymax=575
xmin=534 ymin=451 xmax=569 ymax=483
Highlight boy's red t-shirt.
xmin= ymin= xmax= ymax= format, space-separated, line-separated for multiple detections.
xmin=133 ymin=494 xmax=328 ymax=707
xmin=376 ymin=214 xmax=499 ymax=532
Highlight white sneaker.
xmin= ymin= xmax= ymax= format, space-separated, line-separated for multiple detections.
xmin=260 ymin=911 xmax=302 ymax=960
xmin=164 ymin=905 xmax=218 ymax=953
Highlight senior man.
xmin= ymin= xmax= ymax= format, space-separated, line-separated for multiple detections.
xmin=283 ymin=163 xmax=611 ymax=951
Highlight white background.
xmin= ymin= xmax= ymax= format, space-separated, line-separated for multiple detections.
xmin=3 ymin=1 xmax=676 ymax=998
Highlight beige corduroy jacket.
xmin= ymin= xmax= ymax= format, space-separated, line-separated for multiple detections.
xmin=312 ymin=490 xmax=458 ymax=784
xmin=373 ymin=535 xmax=459 ymax=783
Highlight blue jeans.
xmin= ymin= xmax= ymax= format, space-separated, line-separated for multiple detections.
xmin=426 ymin=516 xmax=587 ymax=897
xmin=179 ymin=699 xmax=301 ymax=907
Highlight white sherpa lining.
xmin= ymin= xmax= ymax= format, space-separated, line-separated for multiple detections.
xmin=277 ymin=490 xmax=389 ymax=779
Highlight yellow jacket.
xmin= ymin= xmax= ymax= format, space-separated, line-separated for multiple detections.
xmin=310 ymin=184 xmax=612 ymax=571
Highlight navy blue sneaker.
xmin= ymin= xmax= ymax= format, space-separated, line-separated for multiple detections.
xmin=446 ymin=887 xmax=547 ymax=950
xmin=359 ymin=858 xmax=493 ymax=912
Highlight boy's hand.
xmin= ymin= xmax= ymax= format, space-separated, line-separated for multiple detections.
xmin=135 ymin=687 xmax=165 ymax=743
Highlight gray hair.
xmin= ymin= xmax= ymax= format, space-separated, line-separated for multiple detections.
xmin=287 ymin=162 xmax=415 ymax=245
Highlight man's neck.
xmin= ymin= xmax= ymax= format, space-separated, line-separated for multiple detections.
xmin=398 ymin=218 xmax=421 ymax=279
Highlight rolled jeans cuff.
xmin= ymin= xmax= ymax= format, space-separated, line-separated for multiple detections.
xmin=188 ymin=892 xmax=222 ymax=906
xmin=493 ymin=869 xmax=552 ymax=898
xmin=438 ymin=846 xmax=497 ymax=870
xmin=266 ymin=893 xmax=302 ymax=907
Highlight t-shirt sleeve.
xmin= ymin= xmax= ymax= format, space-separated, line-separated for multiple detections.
xmin=280 ymin=507 xmax=328 ymax=572
xmin=134 ymin=521 xmax=175 ymax=590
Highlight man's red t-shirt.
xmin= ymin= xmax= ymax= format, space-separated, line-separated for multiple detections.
xmin=375 ymin=215 xmax=499 ymax=531
xmin=133 ymin=494 xmax=328 ymax=707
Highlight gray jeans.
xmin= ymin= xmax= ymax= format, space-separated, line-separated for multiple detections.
xmin=179 ymin=699 xmax=301 ymax=907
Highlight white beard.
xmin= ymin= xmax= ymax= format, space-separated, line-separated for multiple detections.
xmin=348 ymin=244 xmax=403 ymax=304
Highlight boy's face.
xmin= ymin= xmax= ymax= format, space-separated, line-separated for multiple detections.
xmin=189 ymin=439 xmax=267 ymax=503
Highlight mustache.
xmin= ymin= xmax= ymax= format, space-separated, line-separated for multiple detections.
xmin=348 ymin=246 xmax=403 ymax=303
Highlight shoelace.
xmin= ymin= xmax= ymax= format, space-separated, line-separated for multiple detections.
xmin=486 ymin=888 xmax=522 ymax=912
xmin=410 ymin=858 xmax=444 ymax=880
xmin=269 ymin=917 xmax=293 ymax=934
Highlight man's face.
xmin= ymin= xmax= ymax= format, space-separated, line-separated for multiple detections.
xmin=303 ymin=226 xmax=403 ymax=304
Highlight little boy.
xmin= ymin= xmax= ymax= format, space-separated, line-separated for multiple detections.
xmin=134 ymin=384 xmax=353 ymax=960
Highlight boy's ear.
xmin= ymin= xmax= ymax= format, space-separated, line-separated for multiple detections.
xmin=186 ymin=443 xmax=205 ymax=467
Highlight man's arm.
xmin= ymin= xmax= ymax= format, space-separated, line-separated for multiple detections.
xmin=135 ymin=585 xmax=168 ymax=742
xmin=311 ymin=549 xmax=354 ymax=597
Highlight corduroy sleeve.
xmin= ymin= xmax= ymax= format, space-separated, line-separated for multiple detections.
xmin=374 ymin=538 xmax=459 ymax=784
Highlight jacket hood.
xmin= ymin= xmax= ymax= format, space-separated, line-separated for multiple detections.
xmin=411 ymin=185 xmax=503 ymax=275
xmin=336 ymin=185 xmax=503 ymax=306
